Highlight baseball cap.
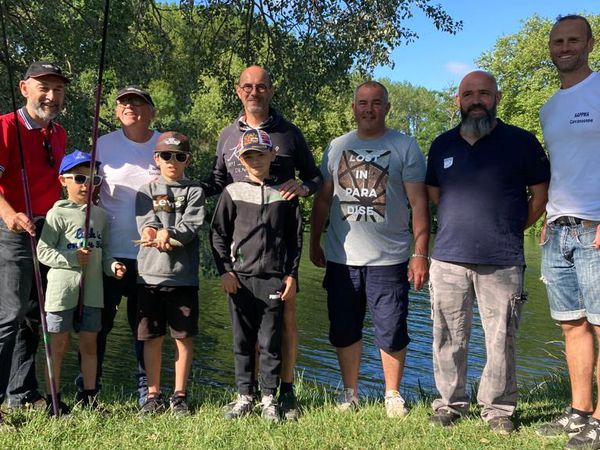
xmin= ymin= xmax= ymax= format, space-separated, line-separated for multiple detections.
xmin=237 ymin=129 xmax=273 ymax=157
xmin=59 ymin=150 xmax=101 ymax=174
xmin=116 ymin=85 xmax=155 ymax=107
xmin=24 ymin=61 xmax=70 ymax=83
xmin=154 ymin=132 xmax=191 ymax=153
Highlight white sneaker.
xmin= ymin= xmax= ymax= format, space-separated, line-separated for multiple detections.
xmin=223 ymin=394 xmax=254 ymax=420
xmin=260 ymin=394 xmax=280 ymax=422
xmin=335 ymin=388 xmax=359 ymax=412
xmin=384 ymin=390 xmax=408 ymax=418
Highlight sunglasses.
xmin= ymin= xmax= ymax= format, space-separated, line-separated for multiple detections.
xmin=238 ymin=83 xmax=269 ymax=94
xmin=61 ymin=174 xmax=103 ymax=187
xmin=116 ymin=96 xmax=147 ymax=107
xmin=156 ymin=151 xmax=189 ymax=163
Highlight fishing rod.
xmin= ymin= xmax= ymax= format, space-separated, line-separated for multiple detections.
xmin=0 ymin=1 xmax=59 ymax=417
xmin=77 ymin=0 xmax=110 ymax=322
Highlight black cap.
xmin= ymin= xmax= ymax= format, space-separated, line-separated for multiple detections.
xmin=155 ymin=132 xmax=191 ymax=153
xmin=116 ymin=85 xmax=154 ymax=107
xmin=24 ymin=61 xmax=70 ymax=83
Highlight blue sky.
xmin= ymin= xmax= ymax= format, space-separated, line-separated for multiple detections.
xmin=373 ymin=0 xmax=599 ymax=91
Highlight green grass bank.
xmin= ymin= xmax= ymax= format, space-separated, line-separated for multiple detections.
xmin=1 ymin=372 xmax=573 ymax=450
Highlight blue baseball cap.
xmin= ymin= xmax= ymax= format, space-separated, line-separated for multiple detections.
xmin=59 ymin=150 xmax=101 ymax=174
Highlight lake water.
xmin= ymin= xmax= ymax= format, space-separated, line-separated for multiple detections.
xmin=59 ymin=234 xmax=565 ymax=399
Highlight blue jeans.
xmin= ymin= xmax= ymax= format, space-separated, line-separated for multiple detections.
xmin=0 ymin=220 xmax=34 ymax=405
xmin=541 ymin=219 xmax=600 ymax=324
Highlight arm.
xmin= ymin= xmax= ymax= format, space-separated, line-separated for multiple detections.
xmin=309 ymin=179 xmax=334 ymax=267
xmin=210 ymin=190 xmax=241 ymax=294
xmin=36 ymin=213 xmax=79 ymax=269
xmin=280 ymin=130 xmax=323 ymax=200
xmin=405 ymin=181 xmax=430 ymax=291
xmin=426 ymin=185 xmax=440 ymax=206
xmin=198 ymin=134 xmax=229 ymax=197
xmin=0 ymin=175 xmax=35 ymax=235
xmin=166 ymin=186 xmax=206 ymax=245
xmin=281 ymin=198 xmax=302 ymax=302
xmin=525 ymin=182 xmax=549 ymax=229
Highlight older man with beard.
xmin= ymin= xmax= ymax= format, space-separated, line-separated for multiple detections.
xmin=0 ymin=61 xmax=69 ymax=418
xmin=425 ymin=71 xmax=550 ymax=434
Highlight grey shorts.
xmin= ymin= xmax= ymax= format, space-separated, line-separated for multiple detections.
xmin=47 ymin=306 xmax=102 ymax=333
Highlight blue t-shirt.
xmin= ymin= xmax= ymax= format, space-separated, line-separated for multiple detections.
xmin=426 ymin=120 xmax=550 ymax=265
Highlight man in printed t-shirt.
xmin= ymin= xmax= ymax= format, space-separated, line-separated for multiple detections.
xmin=310 ymin=80 xmax=429 ymax=418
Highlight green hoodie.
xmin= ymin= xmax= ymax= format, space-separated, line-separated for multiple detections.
xmin=37 ymin=199 xmax=118 ymax=312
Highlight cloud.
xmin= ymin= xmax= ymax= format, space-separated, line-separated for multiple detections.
xmin=444 ymin=61 xmax=475 ymax=76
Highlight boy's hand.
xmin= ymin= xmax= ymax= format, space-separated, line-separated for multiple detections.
xmin=281 ymin=275 xmax=297 ymax=302
xmin=140 ymin=227 xmax=157 ymax=247
xmin=114 ymin=262 xmax=126 ymax=280
xmin=220 ymin=272 xmax=241 ymax=294
xmin=76 ymin=248 xmax=91 ymax=267
xmin=155 ymin=228 xmax=172 ymax=252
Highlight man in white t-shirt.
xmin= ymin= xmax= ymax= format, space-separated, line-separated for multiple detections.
xmin=310 ymin=81 xmax=429 ymax=418
xmin=536 ymin=15 xmax=600 ymax=450
xmin=76 ymin=86 xmax=160 ymax=406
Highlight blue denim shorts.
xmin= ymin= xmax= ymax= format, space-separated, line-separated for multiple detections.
xmin=47 ymin=306 xmax=102 ymax=333
xmin=541 ymin=220 xmax=600 ymax=324
xmin=323 ymin=261 xmax=410 ymax=352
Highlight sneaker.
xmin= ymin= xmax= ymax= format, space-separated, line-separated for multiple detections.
xmin=75 ymin=389 xmax=99 ymax=410
xmin=384 ymin=390 xmax=408 ymax=418
xmin=536 ymin=407 xmax=590 ymax=437
xmin=260 ymin=395 xmax=280 ymax=423
xmin=46 ymin=394 xmax=71 ymax=417
xmin=170 ymin=393 xmax=190 ymax=417
xmin=9 ymin=391 xmax=46 ymax=411
xmin=565 ymin=418 xmax=600 ymax=449
xmin=223 ymin=394 xmax=255 ymax=420
xmin=139 ymin=393 xmax=167 ymax=416
xmin=488 ymin=416 xmax=516 ymax=434
xmin=137 ymin=373 xmax=149 ymax=407
xmin=335 ymin=388 xmax=359 ymax=412
xmin=429 ymin=408 xmax=461 ymax=427
xmin=279 ymin=391 xmax=300 ymax=421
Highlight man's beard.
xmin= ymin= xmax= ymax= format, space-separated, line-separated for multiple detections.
xmin=33 ymin=100 xmax=62 ymax=122
xmin=460 ymin=103 xmax=496 ymax=139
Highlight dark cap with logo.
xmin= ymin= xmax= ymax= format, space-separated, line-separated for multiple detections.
xmin=154 ymin=132 xmax=191 ymax=154
xmin=25 ymin=61 xmax=70 ymax=83
xmin=116 ymin=85 xmax=155 ymax=107
xmin=237 ymin=129 xmax=273 ymax=157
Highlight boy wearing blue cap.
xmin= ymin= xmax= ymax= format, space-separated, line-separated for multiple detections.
xmin=37 ymin=150 xmax=126 ymax=414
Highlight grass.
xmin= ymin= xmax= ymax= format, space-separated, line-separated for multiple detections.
xmin=0 ymin=372 xmax=573 ymax=450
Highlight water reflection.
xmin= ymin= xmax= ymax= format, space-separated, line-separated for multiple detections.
xmin=59 ymin=234 xmax=565 ymax=398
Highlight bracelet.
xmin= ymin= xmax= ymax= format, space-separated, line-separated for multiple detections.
xmin=411 ymin=253 xmax=429 ymax=260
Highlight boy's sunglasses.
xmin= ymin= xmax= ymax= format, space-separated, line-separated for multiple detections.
xmin=156 ymin=151 xmax=188 ymax=163
xmin=62 ymin=174 xmax=103 ymax=187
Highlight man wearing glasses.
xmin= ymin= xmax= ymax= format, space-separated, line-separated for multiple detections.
xmin=202 ymin=65 xmax=322 ymax=420
xmin=82 ymin=86 xmax=160 ymax=406
xmin=0 ymin=61 xmax=69 ymax=416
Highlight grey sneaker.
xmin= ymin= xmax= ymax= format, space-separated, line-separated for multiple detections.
xmin=429 ymin=408 xmax=461 ymax=427
xmin=169 ymin=393 xmax=190 ymax=417
xmin=536 ymin=407 xmax=590 ymax=437
xmin=335 ymin=388 xmax=359 ymax=412
xmin=279 ymin=391 xmax=300 ymax=421
xmin=139 ymin=393 xmax=167 ymax=416
xmin=260 ymin=395 xmax=280 ymax=423
xmin=223 ymin=394 xmax=254 ymax=420
xmin=565 ymin=418 xmax=600 ymax=449
xmin=488 ymin=416 xmax=516 ymax=434
xmin=384 ymin=390 xmax=408 ymax=418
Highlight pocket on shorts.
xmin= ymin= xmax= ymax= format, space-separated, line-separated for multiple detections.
xmin=575 ymin=222 xmax=600 ymax=248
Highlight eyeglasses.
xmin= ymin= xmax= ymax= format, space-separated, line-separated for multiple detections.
xmin=156 ymin=151 xmax=189 ymax=163
xmin=238 ymin=83 xmax=269 ymax=94
xmin=116 ymin=96 xmax=147 ymax=107
xmin=61 ymin=174 xmax=103 ymax=186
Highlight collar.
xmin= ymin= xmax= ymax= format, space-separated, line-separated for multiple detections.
xmin=18 ymin=107 xmax=55 ymax=132
xmin=237 ymin=108 xmax=279 ymax=131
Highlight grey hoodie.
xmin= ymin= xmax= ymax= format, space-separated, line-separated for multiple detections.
xmin=135 ymin=176 xmax=205 ymax=286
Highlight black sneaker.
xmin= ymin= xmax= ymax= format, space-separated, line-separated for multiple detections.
xmin=488 ymin=416 xmax=516 ymax=434
xmin=565 ymin=418 xmax=600 ymax=449
xmin=46 ymin=394 xmax=71 ymax=417
xmin=75 ymin=389 xmax=99 ymax=410
xmin=429 ymin=408 xmax=461 ymax=427
xmin=18 ymin=391 xmax=47 ymax=411
xmin=536 ymin=407 xmax=590 ymax=437
xmin=139 ymin=393 xmax=167 ymax=416
xmin=279 ymin=391 xmax=300 ymax=421
xmin=169 ymin=393 xmax=190 ymax=417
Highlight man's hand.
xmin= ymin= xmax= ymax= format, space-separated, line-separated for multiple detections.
xmin=114 ymin=262 xmax=126 ymax=279
xmin=220 ymin=272 xmax=241 ymax=294
xmin=76 ymin=248 xmax=91 ymax=267
xmin=310 ymin=243 xmax=326 ymax=268
xmin=279 ymin=179 xmax=308 ymax=201
xmin=408 ymin=256 xmax=429 ymax=291
xmin=281 ymin=276 xmax=297 ymax=302
xmin=4 ymin=212 xmax=35 ymax=236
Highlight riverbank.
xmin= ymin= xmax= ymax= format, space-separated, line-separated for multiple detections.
xmin=1 ymin=372 xmax=571 ymax=449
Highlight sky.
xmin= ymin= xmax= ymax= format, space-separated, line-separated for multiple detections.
xmin=373 ymin=0 xmax=599 ymax=91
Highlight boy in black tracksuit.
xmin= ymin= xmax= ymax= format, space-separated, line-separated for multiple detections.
xmin=211 ymin=129 xmax=302 ymax=422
